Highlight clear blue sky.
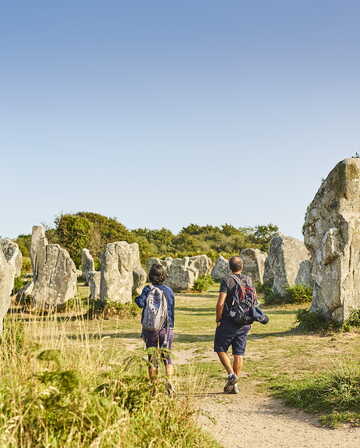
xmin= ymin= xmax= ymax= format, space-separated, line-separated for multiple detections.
xmin=1 ymin=1 xmax=359 ymax=239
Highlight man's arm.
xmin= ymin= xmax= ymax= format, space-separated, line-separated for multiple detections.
xmin=216 ymin=292 xmax=227 ymax=324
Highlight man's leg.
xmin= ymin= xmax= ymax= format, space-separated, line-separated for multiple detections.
xmin=217 ymin=351 xmax=234 ymax=374
xmin=233 ymin=355 xmax=244 ymax=377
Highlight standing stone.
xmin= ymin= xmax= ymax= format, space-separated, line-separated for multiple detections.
xmin=265 ymin=234 xmax=311 ymax=297
xmin=211 ymin=256 xmax=231 ymax=282
xmin=189 ymin=255 xmax=213 ymax=277
xmin=295 ymin=260 xmax=313 ymax=287
xmin=1 ymin=239 xmax=22 ymax=278
xmin=81 ymin=249 xmax=95 ymax=284
xmin=147 ymin=257 xmax=173 ymax=276
xmin=165 ymin=257 xmax=198 ymax=291
xmin=147 ymin=255 xmax=212 ymax=291
xmin=100 ymin=241 xmax=146 ymax=303
xmin=303 ymin=158 xmax=360 ymax=323
xmin=88 ymin=271 xmax=101 ymax=300
xmin=240 ymin=248 xmax=267 ymax=284
xmin=26 ymin=226 xmax=77 ymax=309
xmin=0 ymin=243 xmax=19 ymax=333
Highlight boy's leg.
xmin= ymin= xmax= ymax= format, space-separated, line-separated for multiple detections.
xmin=148 ymin=365 xmax=158 ymax=380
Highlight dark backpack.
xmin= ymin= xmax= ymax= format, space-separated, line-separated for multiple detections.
xmin=226 ymin=275 xmax=258 ymax=327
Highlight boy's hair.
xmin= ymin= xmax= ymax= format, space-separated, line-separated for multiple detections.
xmin=229 ymin=256 xmax=243 ymax=273
xmin=148 ymin=263 xmax=166 ymax=284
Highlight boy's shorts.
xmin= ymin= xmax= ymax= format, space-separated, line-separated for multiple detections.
xmin=214 ymin=322 xmax=250 ymax=355
xmin=142 ymin=328 xmax=174 ymax=366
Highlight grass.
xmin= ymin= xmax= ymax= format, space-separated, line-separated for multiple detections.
xmin=271 ymin=363 xmax=360 ymax=428
xmin=2 ymin=282 xmax=360 ymax=445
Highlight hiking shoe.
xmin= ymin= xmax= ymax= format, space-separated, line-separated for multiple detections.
xmin=231 ymin=384 xmax=240 ymax=394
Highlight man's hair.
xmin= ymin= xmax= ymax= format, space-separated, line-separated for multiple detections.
xmin=229 ymin=256 xmax=243 ymax=273
xmin=148 ymin=263 xmax=166 ymax=284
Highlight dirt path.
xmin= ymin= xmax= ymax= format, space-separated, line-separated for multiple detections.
xmin=199 ymin=394 xmax=360 ymax=448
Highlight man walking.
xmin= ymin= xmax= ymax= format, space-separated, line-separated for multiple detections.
xmin=214 ymin=256 xmax=252 ymax=394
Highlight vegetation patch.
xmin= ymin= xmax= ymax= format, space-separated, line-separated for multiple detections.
xmin=0 ymin=320 xmax=218 ymax=448
xmin=263 ymin=284 xmax=312 ymax=305
xmin=192 ymin=275 xmax=214 ymax=293
xmin=271 ymin=364 xmax=360 ymax=428
xmin=85 ymin=299 xmax=140 ymax=319
xmin=297 ymin=308 xmax=360 ymax=333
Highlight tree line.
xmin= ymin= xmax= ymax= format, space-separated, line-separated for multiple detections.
xmin=15 ymin=212 xmax=279 ymax=267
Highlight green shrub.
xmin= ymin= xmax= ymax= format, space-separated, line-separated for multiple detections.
xmin=285 ymin=285 xmax=312 ymax=304
xmin=344 ymin=309 xmax=360 ymax=329
xmin=263 ymin=284 xmax=313 ymax=305
xmin=86 ymin=300 xmax=140 ymax=319
xmin=12 ymin=276 xmax=26 ymax=294
xmin=192 ymin=275 xmax=214 ymax=293
xmin=263 ymin=286 xmax=284 ymax=305
xmin=271 ymin=364 xmax=360 ymax=427
xmin=296 ymin=309 xmax=341 ymax=332
xmin=297 ymin=308 xmax=360 ymax=333
xmin=21 ymin=256 xmax=32 ymax=274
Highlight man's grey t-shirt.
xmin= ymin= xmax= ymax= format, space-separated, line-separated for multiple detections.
xmin=219 ymin=274 xmax=253 ymax=323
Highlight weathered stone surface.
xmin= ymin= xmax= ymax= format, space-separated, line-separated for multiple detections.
xmin=265 ymin=234 xmax=311 ymax=296
xmin=81 ymin=249 xmax=95 ymax=284
xmin=88 ymin=271 xmax=101 ymax=300
xmin=211 ymin=256 xmax=231 ymax=282
xmin=295 ymin=260 xmax=312 ymax=287
xmin=0 ymin=244 xmax=17 ymax=333
xmin=1 ymin=239 xmax=22 ymax=278
xmin=240 ymin=248 xmax=267 ymax=284
xmin=147 ymin=255 xmax=212 ymax=291
xmin=100 ymin=241 xmax=146 ymax=303
xmin=165 ymin=257 xmax=197 ymax=291
xmin=189 ymin=255 xmax=212 ymax=277
xmin=147 ymin=257 xmax=172 ymax=275
xmin=26 ymin=226 xmax=77 ymax=309
xmin=303 ymin=158 xmax=360 ymax=322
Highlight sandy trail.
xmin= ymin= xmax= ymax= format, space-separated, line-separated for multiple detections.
xmin=199 ymin=394 xmax=360 ymax=448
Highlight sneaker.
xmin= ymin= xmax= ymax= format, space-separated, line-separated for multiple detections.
xmin=231 ymin=384 xmax=240 ymax=394
xmin=223 ymin=383 xmax=234 ymax=394
xmin=227 ymin=373 xmax=238 ymax=386
xmin=223 ymin=373 xmax=238 ymax=394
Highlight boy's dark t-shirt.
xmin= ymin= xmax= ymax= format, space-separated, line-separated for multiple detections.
xmin=219 ymin=274 xmax=253 ymax=324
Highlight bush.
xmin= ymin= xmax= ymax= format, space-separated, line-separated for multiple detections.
xmin=12 ymin=276 xmax=26 ymax=294
xmin=86 ymin=300 xmax=140 ymax=319
xmin=271 ymin=364 xmax=360 ymax=427
xmin=192 ymin=275 xmax=214 ymax=293
xmin=263 ymin=286 xmax=284 ymax=305
xmin=297 ymin=308 xmax=360 ymax=333
xmin=296 ymin=309 xmax=341 ymax=332
xmin=263 ymin=284 xmax=313 ymax=305
xmin=285 ymin=285 xmax=312 ymax=304
xmin=344 ymin=309 xmax=360 ymax=329
xmin=21 ymin=256 xmax=32 ymax=274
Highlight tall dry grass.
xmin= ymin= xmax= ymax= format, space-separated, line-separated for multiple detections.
xmin=0 ymin=303 xmax=217 ymax=448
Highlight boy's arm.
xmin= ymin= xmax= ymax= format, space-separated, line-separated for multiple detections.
xmin=135 ymin=286 xmax=149 ymax=308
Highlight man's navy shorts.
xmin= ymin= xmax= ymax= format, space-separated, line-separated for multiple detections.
xmin=214 ymin=321 xmax=250 ymax=355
